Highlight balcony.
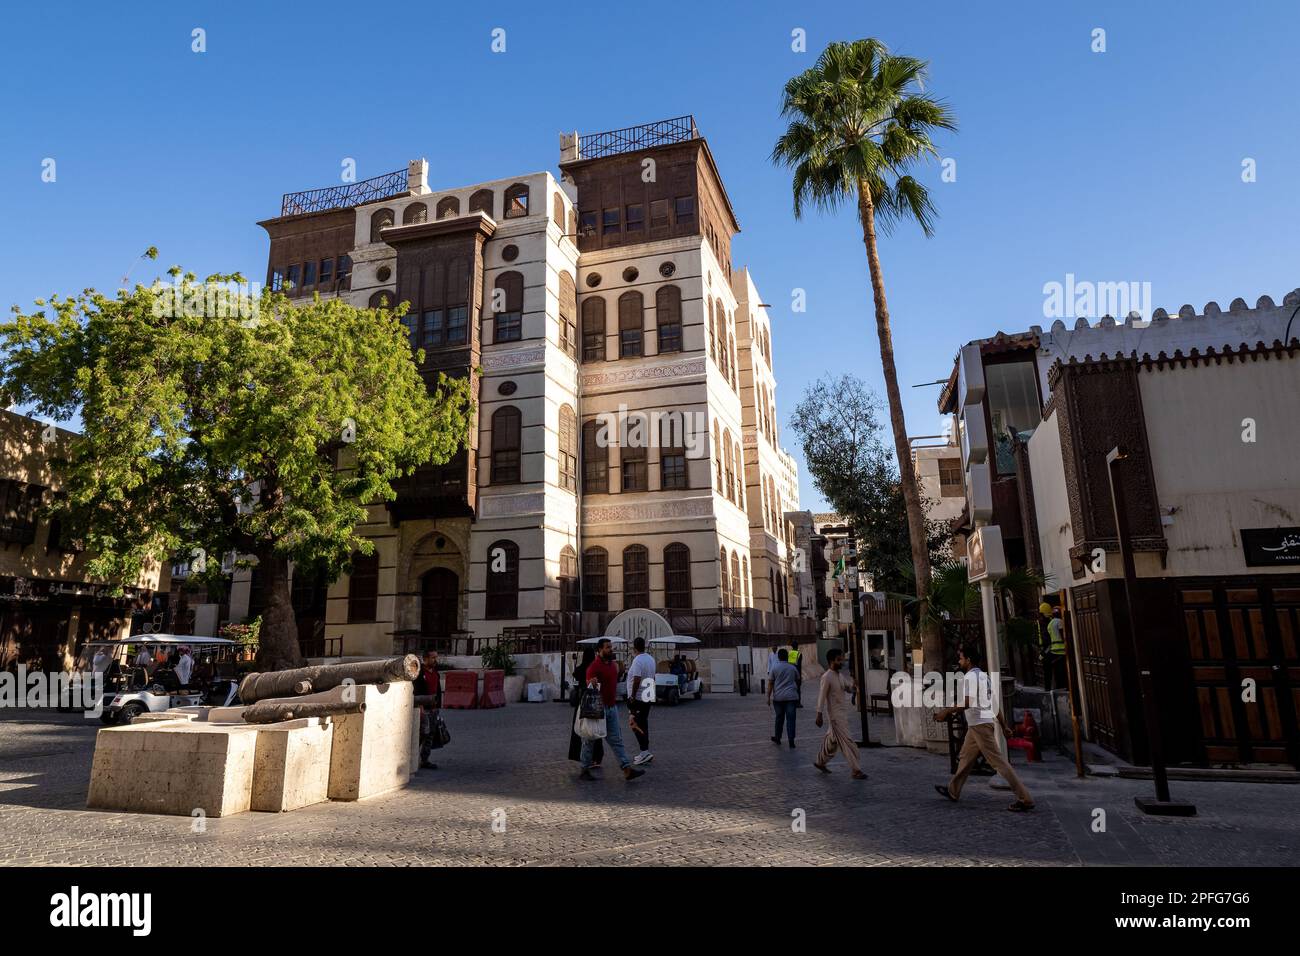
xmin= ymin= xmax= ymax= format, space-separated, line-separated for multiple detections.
xmin=572 ymin=116 xmax=699 ymax=162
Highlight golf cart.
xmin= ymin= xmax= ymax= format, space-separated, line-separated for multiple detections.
xmin=649 ymin=635 xmax=703 ymax=705
xmin=69 ymin=635 xmax=242 ymax=724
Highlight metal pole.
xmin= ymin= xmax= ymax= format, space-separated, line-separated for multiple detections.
xmin=847 ymin=527 xmax=878 ymax=747
xmin=1106 ymin=447 xmax=1195 ymax=816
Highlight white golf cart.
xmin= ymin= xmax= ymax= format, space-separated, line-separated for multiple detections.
xmin=70 ymin=635 xmax=243 ymax=724
xmin=649 ymin=635 xmax=703 ymax=705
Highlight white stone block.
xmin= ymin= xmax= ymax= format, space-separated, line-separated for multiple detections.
xmin=251 ymin=717 xmax=334 ymax=813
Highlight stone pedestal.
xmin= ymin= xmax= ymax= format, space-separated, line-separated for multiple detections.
xmin=327 ymin=681 xmax=418 ymax=801
xmin=87 ymin=722 xmax=259 ymax=817
xmin=251 ymin=718 xmax=334 ymax=812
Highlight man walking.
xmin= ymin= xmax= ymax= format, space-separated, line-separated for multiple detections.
xmin=768 ymin=648 xmax=800 ymax=747
xmin=1041 ymin=604 xmax=1067 ymax=691
xmin=580 ymin=638 xmax=645 ymax=782
xmin=626 ymin=637 xmax=656 ymax=766
xmin=933 ymin=644 xmax=1035 ymax=812
xmin=788 ymin=641 xmax=803 ymax=706
xmin=814 ymin=648 xmax=866 ymax=778
xmin=414 ymin=649 xmax=442 ymax=770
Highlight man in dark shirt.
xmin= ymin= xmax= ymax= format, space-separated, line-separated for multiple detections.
xmin=414 ymin=650 xmax=442 ymax=770
xmin=579 ymin=638 xmax=644 ymax=782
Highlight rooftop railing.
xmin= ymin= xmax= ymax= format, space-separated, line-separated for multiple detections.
xmin=577 ymin=115 xmax=699 ymax=161
xmin=280 ymin=167 xmax=409 ymax=217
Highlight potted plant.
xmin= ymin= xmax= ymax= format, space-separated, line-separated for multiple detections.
xmin=480 ymin=641 xmax=524 ymax=703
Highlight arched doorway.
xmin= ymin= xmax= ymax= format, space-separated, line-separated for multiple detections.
xmin=421 ymin=568 xmax=460 ymax=638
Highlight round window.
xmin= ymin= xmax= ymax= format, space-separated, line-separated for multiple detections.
xmin=376 ymin=265 xmax=392 ymax=282
xmin=659 ymin=261 xmax=676 ymax=278
xmin=585 ymin=273 xmax=602 ymax=288
xmin=502 ymin=244 xmax=519 ymax=262
xmin=498 ymin=380 xmax=518 ymax=396
xmin=622 ymin=267 xmax=639 ymax=282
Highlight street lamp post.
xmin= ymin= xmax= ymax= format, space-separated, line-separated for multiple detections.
xmin=846 ymin=528 xmax=879 ymax=747
xmin=1105 ymin=446 xmax=1195 ymax=816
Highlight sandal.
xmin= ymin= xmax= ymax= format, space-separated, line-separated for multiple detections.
xmin=934 ymin=784 xmax=957 ymax=802
xmin=1007 ymin=800 xmax=1035 ymax=812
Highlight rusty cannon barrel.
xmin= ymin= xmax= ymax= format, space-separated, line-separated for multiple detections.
xmin=238 ymin=655 xmax=420 ymax=705
xmin=240 ymin=699 xmax=366 ymax=724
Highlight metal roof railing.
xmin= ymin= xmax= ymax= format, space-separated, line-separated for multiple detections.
xmin=280 ymin=167 xmax=409 ymax=217
xmin=578 ymin=115 xmax=699 ymax=161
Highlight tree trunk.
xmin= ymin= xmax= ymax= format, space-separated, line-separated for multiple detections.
xmin=255 ymin=550 xmax=303 ymax=671
xmin=857 ymin=181 xmax=940 ymax=674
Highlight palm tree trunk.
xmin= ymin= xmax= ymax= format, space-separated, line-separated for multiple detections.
xmin=856 ymin=180 xmax=940 ymax=674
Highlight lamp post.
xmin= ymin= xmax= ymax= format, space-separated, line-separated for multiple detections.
xmin=1105 ymin=446 xmax=1195 ymax=816
xmin=846 ymin=528 xmax=879 ymax=747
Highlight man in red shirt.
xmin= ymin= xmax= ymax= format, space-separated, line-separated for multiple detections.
xmin=579 ymin=638 xmax=644 ymax=781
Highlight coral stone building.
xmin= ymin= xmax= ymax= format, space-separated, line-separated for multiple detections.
xmin=239 ymin=118 xmax=809 ymax=657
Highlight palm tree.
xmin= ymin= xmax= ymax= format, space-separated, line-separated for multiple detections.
xmin=772 ymin=38 xmax=956 ymax=673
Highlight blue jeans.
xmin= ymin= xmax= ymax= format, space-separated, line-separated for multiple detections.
xmin=581 ymin=703 xmax=631 ymax=770
xmin=773 ymin=700 xmax=797 ymax=742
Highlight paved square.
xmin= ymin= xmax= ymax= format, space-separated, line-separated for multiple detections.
xmin=1 ymin=692 xmax=1296 ymax=866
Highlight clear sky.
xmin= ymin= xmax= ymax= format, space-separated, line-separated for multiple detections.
xmin=3 ymin=1 xmax=1297 ymax=511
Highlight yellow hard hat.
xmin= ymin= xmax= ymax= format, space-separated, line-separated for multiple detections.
xmin=1039 ymin=602 xmax=1054 ymax=617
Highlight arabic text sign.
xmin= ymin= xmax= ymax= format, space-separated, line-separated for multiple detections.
xmin=1240 ymin=527 xmax=1300 ymax=567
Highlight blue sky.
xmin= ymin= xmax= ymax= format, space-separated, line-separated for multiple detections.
xmin=3 ymin=1 xmax=1297 ymax=510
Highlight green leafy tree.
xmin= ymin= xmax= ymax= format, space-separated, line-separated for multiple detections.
xmin=0 ymin=267 xmax=473 ymax=670
xmin=773 ymin=37 xmax=956 ymax=674
xmin=790 ymin=373 xmax=948 ymax=598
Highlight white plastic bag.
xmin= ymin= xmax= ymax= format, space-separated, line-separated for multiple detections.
xmin=574 ymin=710 xmax=607 ymax=740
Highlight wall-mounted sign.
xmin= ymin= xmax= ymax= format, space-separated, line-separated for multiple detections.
xmin=967 ymin=525 xmax=1007 ymax=582
xmin=1241 ymin=527 xmax=1300 ymax=566
xmin=958 ymin=343 xmax=985 ymax=408
xmin=962 ymin=402 xmax=989 ymax=464
xmin=966 ymin=462 xmax=993 ymax=521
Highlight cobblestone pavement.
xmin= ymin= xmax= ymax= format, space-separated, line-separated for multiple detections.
xmin=1 ymin=693 xmax=1297 ymax=866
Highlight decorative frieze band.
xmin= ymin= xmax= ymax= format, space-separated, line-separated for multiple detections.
xmin=582 ymin=497 xmax=714 ymax=525
xmin=582 ymin=357 xmax=706 ymax=390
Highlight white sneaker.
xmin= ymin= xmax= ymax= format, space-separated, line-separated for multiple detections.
xmin=632 ymin=751 xmax=654 ymax=766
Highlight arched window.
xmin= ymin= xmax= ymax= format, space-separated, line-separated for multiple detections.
xmin=618 ymin=291 xmax=643 ymax=358
xmin=491 ymin=406 xmax=521 ymax=484
xmin=656 ymin=285 xmax=682 ymax=353
xmin=622 ymin=545 xmax=649 ymax=609
xmin=769 ymin=568 xmax=776 ymax=611
xmin=436 ymin=196 xmax=460 ymax=220
xmin=581 ymin=297 xmax=606 ymax=362
xmin=707 ymin=298 xmax=716 ymax=361
xmin=659 ymin=413 xmax=687 ymax=490
xmin=720 ymin=548 xmax=731 ymax=607
xmin=492 ymin=271 xmax=523 ymax=343
xmin=559 ymin=545 xmax=579 ymax=612
xmin=714 ymin=300 xmax=725 ymax=367
xmin=403 ymin=202 xmax=427 ymax=225
xmin=582 ymin=419 xmax=607 ymax=493
xmin=504 ymin=183 xmax=529 ymax=219
xmin=582 ymin=547 xmax=608 ymax=612
xmin=723 ymin=430 xmax=735 ymax=503
xmin=368 ymin=291 xmax=393 ymax=310
xmin=568 ymin=208 xmax=578 ymax=239
xmin=713 ymin=421 xmax=723 ymax=491
xmin=370 ymin=208 xmax=394 ymax=243
xmin=347 ymin=550 xmax=379 ymax=623
xmin=484 ymin=540 xmax=519 ymax=619
xmin=741 ymin=556 xmax=750 ymax=607
xmin=734 ymin=441 xmax=744 ymax=505
xmin=729 ymin=334 xmax=738 ymax=389
xmin=553 ymin=193 xmax=565 ymax=230
xmin=621 ymin=415 xmax=647 ymax=492
xmin=664 ymin=543 xmax=692 ymax=609
xmin=730 ymin=552 xmax=741 ymax=610
xmin=558 ymin=405 xmax=577 ymax=493
xmin=469 ymin=189 xmax=494 ymax=217
xmin=559 ymin=272 xmax=577 ymax=359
